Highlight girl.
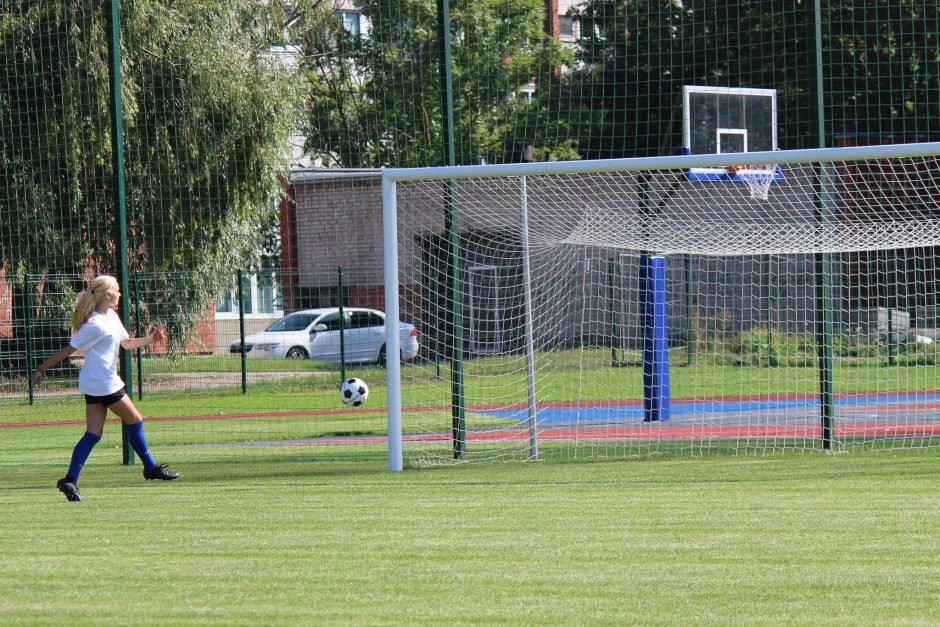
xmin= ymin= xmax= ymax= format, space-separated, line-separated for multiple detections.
xmin=32 ymin=275 xmax=179 ymax=502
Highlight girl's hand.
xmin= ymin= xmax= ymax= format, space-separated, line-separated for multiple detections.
xmin=32 ymin=368 xmax=44 ymax=385
xmin=151 ymin=324 xmax=167 ymax=343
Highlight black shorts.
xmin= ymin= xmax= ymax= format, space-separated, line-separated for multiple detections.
xmin=84 ymin=387 xmax=127 ymax=407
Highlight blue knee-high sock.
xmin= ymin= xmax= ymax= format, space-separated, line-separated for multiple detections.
xmin=66 ymin=431 xmax=101 ymax=482
xmin=126 ymin=421 xmax=157 ymax=470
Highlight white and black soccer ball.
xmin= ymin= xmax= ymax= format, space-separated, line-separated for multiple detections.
xmin=340 ymin=377 xmax=369 ymax=407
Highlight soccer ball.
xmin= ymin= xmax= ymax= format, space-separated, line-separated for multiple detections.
xmin=340 ymin=377 xmax=369 ymax=407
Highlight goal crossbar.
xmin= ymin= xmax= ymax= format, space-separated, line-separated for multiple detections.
xmin=382 ymin=142 xmax=940 ymax=182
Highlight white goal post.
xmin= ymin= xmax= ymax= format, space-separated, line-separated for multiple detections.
xmin=383 ymin=142 xmax=940 ymax=470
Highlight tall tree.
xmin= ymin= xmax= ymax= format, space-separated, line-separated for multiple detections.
xmin=301 ymin=0 xmax=577 ymax=167
xmin=561 ymin=0 xmax=816 ymax=159
xmin=826 ymin=1 xmax=940 ymax=140
xmin=0 ymin=1 xmax=300 ymax=330
xmin=561 ymin=0 xmax=940 ymax=160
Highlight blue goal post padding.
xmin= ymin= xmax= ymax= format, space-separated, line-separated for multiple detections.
xmin=640 ymin=254 xmax=670 ymax=422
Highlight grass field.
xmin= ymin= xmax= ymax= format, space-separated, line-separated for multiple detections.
xmin=2 ymin=450 xmax=939 ymax=624
xmin=7 ymin=354 xmax=940 ymax=421
xmin=3 ymin=348 xmax=940 ymax=468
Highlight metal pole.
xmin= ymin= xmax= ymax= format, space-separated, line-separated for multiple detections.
xmin=437 ymin=0 xmax=465 ymax=459
xmin=811 ymin=0 xmax=834 ymax=449
xmin=107 ymin=0 xmax=134 ymax=465
xmin=446 ymin=194 xmax=465 ymax=459
xmin=134 ymin=271 xmax=144 ymax=400
xmin=608 ymin=257 xmax=617 ymax=365
xmin=24 ymin=278 xmax=34 ymax=405
xmin=518 ymin=177 xmax=538 ymax=459
xmin=685 ymin=254 xmax=693 ymax=366
xmin=765 ymin=255 xmax=776 ymax=367
xmin=237 ymin=270 xmax=247 ymax=394
xmin=887 ymin=252 xmax=897 ymax=366
xmin=640 ymin=255 xmax=671 ymax=422
xmin=383 ymin=178 xmax=403 ymax=471
xmin=337 ymin=265 xmax=346 ymax=382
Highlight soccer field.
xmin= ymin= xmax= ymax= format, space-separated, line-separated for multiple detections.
xmin=1 ymin=451 xmax=938 ymax=624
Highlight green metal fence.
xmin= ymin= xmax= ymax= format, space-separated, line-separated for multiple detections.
xmin=2 ymin=1 xmax=940 ymax=466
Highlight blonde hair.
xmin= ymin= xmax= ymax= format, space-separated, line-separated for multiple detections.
xmin=71 ymin=275 xmax=119 ymax=333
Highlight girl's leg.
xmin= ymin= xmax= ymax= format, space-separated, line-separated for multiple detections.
xmin=107 ymin=396 xmax=179 ymax=480
xmin=64 ymin=403 xmax=108 ymax=481
xmin=57 ymin=404 xmax=107 ymax=501
xmin=107 ymin=395 xmax=156 ymax=469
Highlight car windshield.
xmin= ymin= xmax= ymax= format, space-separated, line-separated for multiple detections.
xmin=265 ymin=314 xmax=315 ymax=332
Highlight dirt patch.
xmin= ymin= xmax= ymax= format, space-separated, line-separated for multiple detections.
xmin=0 ymin=370 xmax=328 ymax=401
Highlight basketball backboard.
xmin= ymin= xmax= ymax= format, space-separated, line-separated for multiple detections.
xmin=682 ymin=85 xmax=778 ymax=181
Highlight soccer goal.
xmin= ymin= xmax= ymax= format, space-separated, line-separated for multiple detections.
xmin=382 ymin=143 xmax=940 ymax=470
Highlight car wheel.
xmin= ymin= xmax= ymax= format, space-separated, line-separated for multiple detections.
xmin=285 ymin=347 xmax=308 ymax=359
xmin=377 ymin=345 xmax=387 ymax=366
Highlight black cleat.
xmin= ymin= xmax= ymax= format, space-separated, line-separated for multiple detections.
xmin=143 ymin=463 xmax=180 ymax=481
xmin=57 ymin=477 xmax=81 ymax=502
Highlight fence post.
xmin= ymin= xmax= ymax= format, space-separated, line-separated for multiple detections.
xmin=107 ymin=0 xmax=134 ymax=465
xmin=764 ymin=255 xmax=777 ymax=367
xmin=238 ymin=270 xmax=247 ymax=394
xmin=685 ymin=255 xmax=694 ymax=367
xmin=24 ymin=277 xmax=34 ymax=406
xmin=134 ymin=271 xmax=144 ymax=400
xmin=607 ymin=256 xmax=618 ymax=365
xmin=808 ymin=0 xmax=834 ymax=450
xmin=337 ymin=265 xmax=346 ymax=383
xmin=437 ymin=0 xmax=465 ymax=459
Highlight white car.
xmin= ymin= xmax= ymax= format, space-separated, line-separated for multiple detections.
xmin=230 ymin=308 xmax=419 ymax=364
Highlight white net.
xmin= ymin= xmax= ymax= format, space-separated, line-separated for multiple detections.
xmin=385 ymin=148 xmax=940 ymax=465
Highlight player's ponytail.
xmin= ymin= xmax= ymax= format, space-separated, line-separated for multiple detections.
xmin=70 ymin=275 xmax=119 ymax=333
xmin=70 ymin=291 xmax=96 ymax=333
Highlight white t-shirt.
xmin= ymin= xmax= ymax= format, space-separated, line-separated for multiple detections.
xmin=69 ymin=309 xmax=130 ymax=396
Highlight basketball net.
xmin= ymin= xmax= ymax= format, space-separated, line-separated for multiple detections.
xmin=727 ymin=164 xmax=775 ymax=201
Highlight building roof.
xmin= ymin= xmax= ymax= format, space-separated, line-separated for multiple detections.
xmin=290 ymin=168 xmax=381 ymax=185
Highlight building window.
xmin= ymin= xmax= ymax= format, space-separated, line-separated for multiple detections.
xmin=215 ymin=290 xmax=235 ymax=314
xmin=258 ymin=271 xmax=277 ymax=314
xmin=559 ymin=16 xmax=578 ymax=41
xmin=215 ymin=270 xmax=283 ymax=319
xmin=338 ymin=11 xmax=361 ymax=37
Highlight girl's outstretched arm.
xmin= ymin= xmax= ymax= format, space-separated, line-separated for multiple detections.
xmin=33 ymin=344 xmax=77 ymax=384
xmin=120 ymin=324 xmax=167 ymax=351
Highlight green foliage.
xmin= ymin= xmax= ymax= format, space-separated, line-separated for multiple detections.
xmin=0 ymin=3 xmax=110 ymax=286
xmin=832 ymin=333 xmax=882 ymax=358
xmin=0 ymin=1 xmax=300 ymax=332
xmin=722 ymin=328 xmax=815 ymax=367
xmin=562 ymin=0 xmax=940 ymax=158
xmin=724 ymin=328 xmax=940 ymax=367
xmin=828 ymin=2 xmax=940 ymax=138
xmin=302 ymin=0 xmax=576 ymax=167
xmin=892 ymin=336 xmax=940 ymax=366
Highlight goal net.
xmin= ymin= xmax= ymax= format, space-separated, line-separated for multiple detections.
xmin=382 ymin=144 xmax=940 ymax=468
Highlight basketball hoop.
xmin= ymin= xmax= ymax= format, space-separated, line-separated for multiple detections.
xmin=727 ymin=164 xmax=776 ymax=201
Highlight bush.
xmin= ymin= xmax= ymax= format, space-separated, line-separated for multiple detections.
xmin=724 ymin=328 xmax=816 ymax=367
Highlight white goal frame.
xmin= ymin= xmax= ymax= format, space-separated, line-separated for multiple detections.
xmin=382 ymin=141 xmax=940 ymax=471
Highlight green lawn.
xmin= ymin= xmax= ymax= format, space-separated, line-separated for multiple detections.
xmin=7 ymin=354 xmax=940 ymax=422
xmin=1 ymin=451 xmax=938 ymax=624
xmin=3 ymin=349 xmax=938 ymax=468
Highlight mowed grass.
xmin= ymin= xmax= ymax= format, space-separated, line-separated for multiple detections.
xmin=8 ymin=355 xmax=940 ymax=424
xmin=1 ymin=451 xmax=939 ymax=625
